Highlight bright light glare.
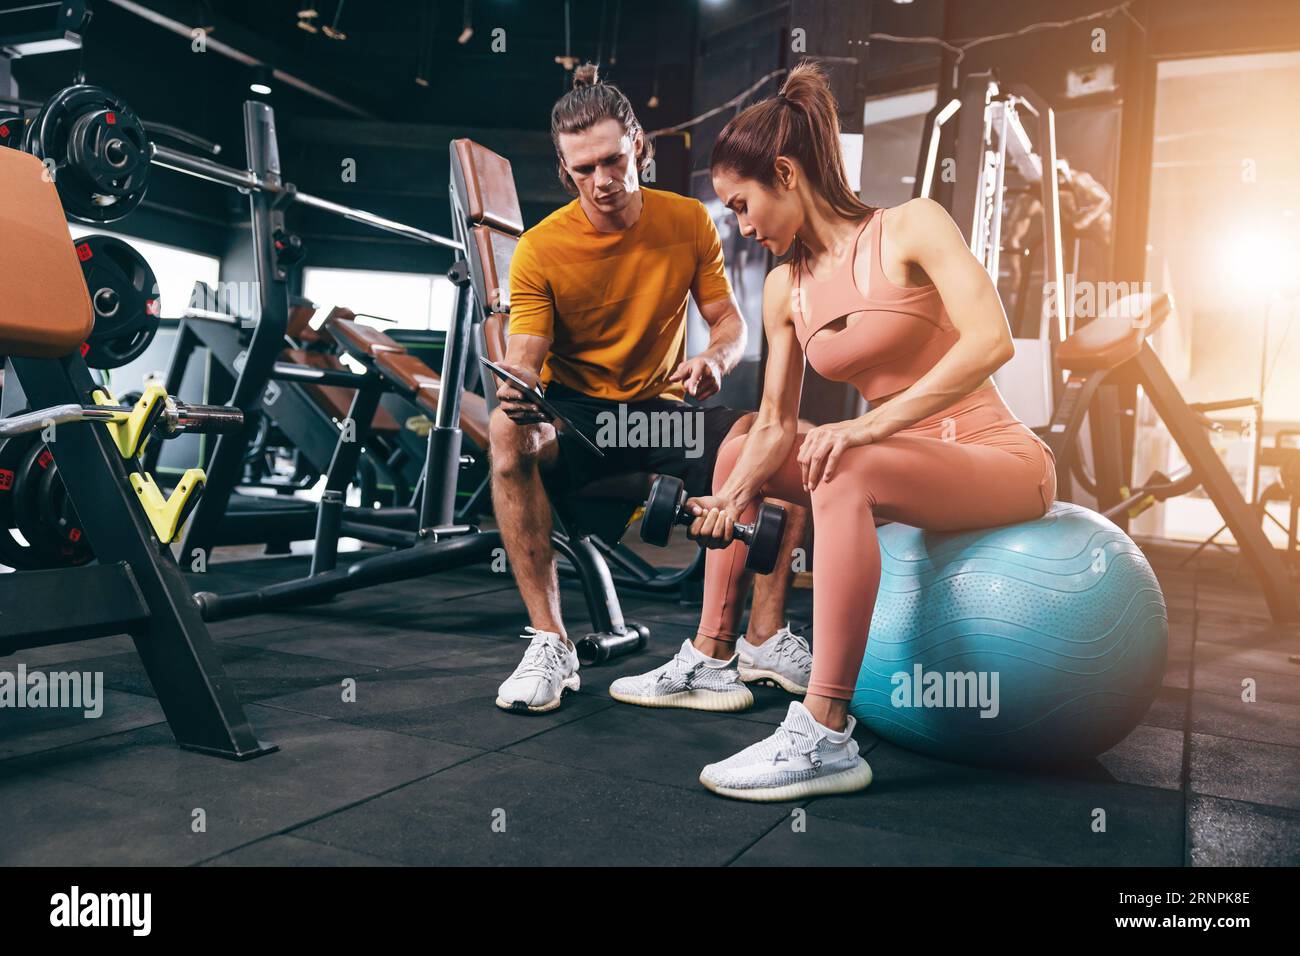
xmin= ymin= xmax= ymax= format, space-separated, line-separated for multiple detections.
xmin=1221 ymin=226 xmax=1300 ymax=298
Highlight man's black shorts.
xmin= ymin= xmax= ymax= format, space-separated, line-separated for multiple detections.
xmin=539 ymin=381 xmax=750 ymax=499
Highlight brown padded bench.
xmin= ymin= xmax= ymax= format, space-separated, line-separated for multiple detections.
xmin=370 ymin=350 xmax=490 ymax=450
xmin=322 ymin=312 xmax=491 ymax=451
xmin=451 ymin=140 xmax=524 ymax=236
xmin=0 ymin=149 xmax=93 ymax=358
xmin=324 ymin=314 xmax=406 ymax=357
xmin=1056 ymin=294 xmax=1172 ymax=372
xmin=281 ymin=348 xmax=401 ymax=433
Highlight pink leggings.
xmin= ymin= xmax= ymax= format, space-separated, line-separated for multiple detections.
xmin=697 ymin=383 xmax=1058 ymax=700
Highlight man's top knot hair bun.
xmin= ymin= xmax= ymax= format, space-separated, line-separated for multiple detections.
xmin=573 ymin=63 xmax=600 ymax=89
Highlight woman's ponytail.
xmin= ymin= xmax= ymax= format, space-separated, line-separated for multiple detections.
xmin=711 ymin=61 xmax=873 ymax=268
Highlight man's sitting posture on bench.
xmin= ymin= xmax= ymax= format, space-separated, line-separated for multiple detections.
xmin=490 ymin=64 xmax=810 ymax=713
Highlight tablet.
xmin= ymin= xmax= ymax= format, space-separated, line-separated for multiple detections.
xmin=479 ymin=357 xmax=605 ymax=458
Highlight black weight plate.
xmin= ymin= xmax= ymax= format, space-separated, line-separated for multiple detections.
xmin=24 ymin=85 xmax=150 ymax=224
xmin=37 ymin=453 xmax=91 ymax=557
xmin=0 ymin=112 xmax=25 ymax=151
xmin=14 ymin=440 xmax=92 ymax=568
xmin=0 ymin=430 xmax=44 ymax=570
xmin=75 ymin=234 xmax=160 ymax=369
xmin=67 ymin=108 xmax=149 ymax=197
xmin=639 ymin=473 xmax=685 ymax=547
xmin=745 ymin=502 xmax=787 ymax=575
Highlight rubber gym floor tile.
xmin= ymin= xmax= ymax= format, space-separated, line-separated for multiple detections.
xmin=202 ymin=834 xmax=403 ymax=867
xmin=1188 ymin=691 xmax=1300 ymax=749
xmin=0 ymin=687 xmax=165 ymax=762
xmin=1190 ymin=598 xmax=1274 ymax=629
xmin=503 ymin=702 xmax=878 ymax=794
xmin=257 ymin=664 xmax=615 ymax=751
xmin=804 ymin=742 xmax=1185 ymax=866
xmin=1162 ymin=635 xmax=1194 ymax=691
xmin=731 ymin=814 xmax=1060 ymax=866
xmin=64 ymin=645 xmax=387 ymax=703
xmin=14 ymin=703 xmax=482 ymax=839
xmin=0 ymin=771 xmax=271 ymax=866
xmin=1186 ymin=794 xmax=1300 ymax=866
xmin=0 ymin=633 xmax=137 ymax=667
xmin=1193 ymin=659 xmax=1300 ymax=707
xmin=1092 ymin=724 xmax=1185 ymax=791
xmin=1194 ymin=612 xmax=1296 ymax=650
xmin=1188 ymin=732 xmax=1300 ymax=811
xmin=223 ymin=619 xmax=506 ymax=670
xmin=289 ymin=750 xmax=790 ymax=866
xmin=1139 ymin=685 xmax=1190 ymax=733
xmin=1194 ymin=639 xmax=1300 ymax=679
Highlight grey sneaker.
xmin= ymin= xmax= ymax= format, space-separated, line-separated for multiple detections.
xmin=609 ymin=639 xmax=754 ymax=712
xmin=699 ymin=701 xmax=873 ymax=801
xmin=496 ymin=627 xmax=580 ymax=713
xmin=738 ymin=623 xmax=812 ymax=694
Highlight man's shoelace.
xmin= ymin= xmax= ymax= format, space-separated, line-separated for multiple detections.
xmin=513 ymin=628 xmax=564 ymax=679
xmin=770 ymin=624 xmax=812 ymax=669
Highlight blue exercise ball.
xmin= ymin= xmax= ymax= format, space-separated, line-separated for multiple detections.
xmin=850 ymin=502 xmax=1167 ymax=766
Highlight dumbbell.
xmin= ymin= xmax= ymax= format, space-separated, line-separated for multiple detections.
xmin=638 ymin=474 xmax=787 ymax=574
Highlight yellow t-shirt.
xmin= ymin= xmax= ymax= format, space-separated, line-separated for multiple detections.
xmin=506 ymin=187 xmax=733 ymax=402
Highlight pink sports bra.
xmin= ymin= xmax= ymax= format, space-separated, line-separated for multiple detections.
xmin=792 ymin=208 xmax=959 ymax=403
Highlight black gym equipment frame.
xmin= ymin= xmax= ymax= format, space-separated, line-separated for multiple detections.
xmin=157 ymin=104 xmax=467 ymax=558
xmin=170 ymin=113 xmax=653 ymax=664
xmin=0 ymin=353 xmax=275 ymax=761
xmin=130 ymin=101 xmax=503 ymax=610
xmin=1043 ymin=294 xmax=1298 ymax=624
xmin=149 ymin=287 xmax=436 ymax=551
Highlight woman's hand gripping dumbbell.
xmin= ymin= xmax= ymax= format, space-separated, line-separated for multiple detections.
xmin=638 ymin=474 xmax=787 ymax=574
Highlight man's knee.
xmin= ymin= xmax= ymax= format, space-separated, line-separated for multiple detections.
xmin=489 ymin=409 xmax=551 ymax=480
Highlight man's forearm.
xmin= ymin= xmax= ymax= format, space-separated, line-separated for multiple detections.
xmin=696 ymin=310 xmax=747 ymax=374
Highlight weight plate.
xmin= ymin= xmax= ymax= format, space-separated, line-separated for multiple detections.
xmin=639 ymin=473 xmax=686 ymax=547
xmin=24 ymin=85 xmax=150 ymax=224
xmin=0 ymin=429 xmax=44 ymax=570
xmin=36 ymin=451 xmax=90 ymax=555
xmin=14 ymin=440 xmax=93 ymax=568
xmin=75 ymin=234 xmax=160 ymax=369
xmin=0 ymin=112 xmax=25 ymax=151
xmin=745 ymin=502 xmax=787 ymax=575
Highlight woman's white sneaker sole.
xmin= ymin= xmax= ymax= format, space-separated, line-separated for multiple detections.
xmin=609 ymin=685 xmax=754 ymax=712
xmin=738 ymin=665 xmax=808 ymax=695
xmin=701 ymin=757 xmax=873 ymax=802
xmin=495 ymin=674 xmax=580 ymax=713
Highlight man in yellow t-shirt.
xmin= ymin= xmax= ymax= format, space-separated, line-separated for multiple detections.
xmin=489 ymin=64 xmax=808 ymax=714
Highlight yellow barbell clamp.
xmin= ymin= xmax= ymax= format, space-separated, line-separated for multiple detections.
xmin=128 ymin=468 xmax=206 ymax=543
xmin=91 ymin=384 xmax=167 ymax=460
xmin=404 ymin=414 xmax=434 ymax=438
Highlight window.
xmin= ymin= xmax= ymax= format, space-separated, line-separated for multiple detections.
xmin=861 ymin=87 xmax=938 ymax=207
xmin=1137 ymin=51 xmax=1300 ymax=545
xmin=66 ymin=225 xmax=220 ymax=320
xmin=302 ymin=268 xmax=458 ymax=332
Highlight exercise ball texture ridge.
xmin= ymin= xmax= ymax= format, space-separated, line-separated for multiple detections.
xmin=850 ymin=502 xmax=1168 ymax=765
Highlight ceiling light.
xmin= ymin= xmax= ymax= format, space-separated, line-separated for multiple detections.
xmin=250 ymin=65 xmax=273 ymax=96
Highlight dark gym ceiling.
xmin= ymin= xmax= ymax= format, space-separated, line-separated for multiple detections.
xmin=8 ymin=0 xmax=719 ymax=261
xmin=13 ymin=0 xmax=706 ymax=138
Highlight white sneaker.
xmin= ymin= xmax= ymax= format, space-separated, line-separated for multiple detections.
xmin=699 ymin=701 xmax=873 ymax=802
xmin=738 ymin=624 xmax=812 ymax=694
xmin=609 ymin=639 xmax=754 ymax=712
xmin=495 ymin=627 xmax=580 ymax=713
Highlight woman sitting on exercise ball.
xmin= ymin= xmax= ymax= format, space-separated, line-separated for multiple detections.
xmin=609 ymin=61 xmax=1058 ymax=801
